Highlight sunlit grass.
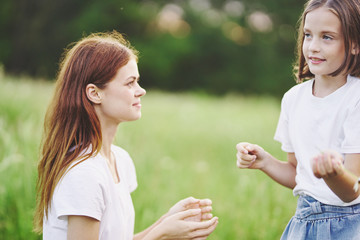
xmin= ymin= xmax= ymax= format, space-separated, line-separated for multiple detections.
xmin=0 ymin=75 xmax=296 ymax=239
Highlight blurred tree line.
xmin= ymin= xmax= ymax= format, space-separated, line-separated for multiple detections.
xmin=0 ymin=0 xmax=305 ymax=96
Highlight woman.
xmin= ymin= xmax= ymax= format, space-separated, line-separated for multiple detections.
xmin=34 ymin=31 xmax=218 ymax=239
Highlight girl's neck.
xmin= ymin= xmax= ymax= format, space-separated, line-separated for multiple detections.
xmin=313 ymin=74 xmax=347 ymax=98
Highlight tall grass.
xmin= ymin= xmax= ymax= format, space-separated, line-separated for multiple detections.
xmin=0 ymin=75 xmax=296 ymax=239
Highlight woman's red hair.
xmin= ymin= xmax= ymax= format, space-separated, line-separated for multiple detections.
xmin=33 ymin=31 xmax=138 ymax=233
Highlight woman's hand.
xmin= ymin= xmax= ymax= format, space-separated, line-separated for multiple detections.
xmin=236 ymin=142 xmax=268 ymax=169
xmin=166 ymin=197 xmax=213 ymax=222
xmin=152 ymin=209 xmax=218 ymax=240
xmin=312 ymin=150 xmax=345 ymax=179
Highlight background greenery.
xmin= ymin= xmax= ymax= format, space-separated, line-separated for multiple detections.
xmin=1 ymin=0 xmax=307 ymax=239
xmin=1 ymin=0 xmax=305 ymax=96
xmin=0 ymin=75 xmax=297 ymax=239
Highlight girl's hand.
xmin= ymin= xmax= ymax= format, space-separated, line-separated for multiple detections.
xmin=166 ymin=197 xmax=213 ymax=222
xmin=312 ymin=150 xmax=345 ymax=179
xmin=236 ymin=142 xmax=267 ymax=169
xmin=155 ymin=209 xmax=218 ymax=240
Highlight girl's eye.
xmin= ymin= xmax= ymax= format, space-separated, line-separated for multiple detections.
xmin=304 ymin=33 xmax=311 ymax=38
xmin=323 ymin=35 xmax=332 ymax=40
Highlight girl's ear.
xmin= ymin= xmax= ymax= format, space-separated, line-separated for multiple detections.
xmin=86 ymin=84 xmax=102 ymax=104
xmin=351 ymin=44 xmax=359 ymax=55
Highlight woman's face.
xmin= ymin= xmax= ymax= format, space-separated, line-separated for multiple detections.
xmin=96 ymin=59 xmax=146 ymax=126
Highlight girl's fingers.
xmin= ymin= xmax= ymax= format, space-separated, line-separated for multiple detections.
xmin=236 ymin=142 xmax=250 ymax=154
xmin=317 ymin=154 xmax=327 ymax=177
xmin=323 ymin=152 xmax=335 ymax=175
xmin=312 ymin=156 xmax=321 ymax=178
xmin=236 ymin=152 xmax=256 ymax=168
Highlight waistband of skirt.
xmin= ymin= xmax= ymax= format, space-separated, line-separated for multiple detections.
xmin=295 ymin=195 xmax=360 ymax=218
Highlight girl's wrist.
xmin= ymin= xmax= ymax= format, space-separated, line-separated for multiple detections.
xmin=258 ymin=151 xmax=272 ymax=171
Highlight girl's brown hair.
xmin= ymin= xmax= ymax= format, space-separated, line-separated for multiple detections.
xmin=33 ymin=31 xmax=138 ymax=233
xmin=294 ymin=0 xmax=360 ymax=83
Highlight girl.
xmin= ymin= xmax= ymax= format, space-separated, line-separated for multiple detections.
xmin=236 ymin=0 xmax=360 ymax=239
xmin=33 ymin=31 xmax=218 ymax=240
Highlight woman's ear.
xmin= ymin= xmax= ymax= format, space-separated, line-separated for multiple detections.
xmin=86 ymin=84 xmax=102 ymax=104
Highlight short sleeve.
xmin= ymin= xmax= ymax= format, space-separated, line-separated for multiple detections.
xmin=342 ymin=100 xmax=360 ymax=153
xmin=274 ymin=90 xmax=294 ymax=152
xmin=53 ymin=164 xmax=106 ymax=221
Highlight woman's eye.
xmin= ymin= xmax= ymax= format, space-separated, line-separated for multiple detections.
xmin=127 ymin=81 xmax=135 ymax=86
xmin=323 ymin=35 xmax=332 ymax=40
xmin=304 ymin=33 xmax=311 ymax=38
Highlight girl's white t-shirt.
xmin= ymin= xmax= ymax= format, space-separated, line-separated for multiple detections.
xmin=274 ymin=75 xmax=360 ymax=206
xmin=43 ymin=145 xmax=137 ymax=240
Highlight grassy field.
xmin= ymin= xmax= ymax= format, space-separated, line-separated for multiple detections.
xmin=0 ymin=75 xmax=297 ymax=239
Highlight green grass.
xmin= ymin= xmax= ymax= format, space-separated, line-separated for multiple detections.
xmin=0 ymin=75 xmax=296 ymax=239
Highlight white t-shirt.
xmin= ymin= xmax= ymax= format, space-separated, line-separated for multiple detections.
xmin=274 ymin=75 xmax=360 ymax=206
xmin=43 ymin=145 xmax=138 ymax=240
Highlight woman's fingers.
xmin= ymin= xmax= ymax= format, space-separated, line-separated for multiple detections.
xmin=188 ymin=217 xmax=219 ymax=238
xmin=198 ymin=199 xmax=212 ymax=207
xmin=201 ymin=213 xmax=213 ymax=221
xmin=176 ymin=209 xmax=202 ymax=220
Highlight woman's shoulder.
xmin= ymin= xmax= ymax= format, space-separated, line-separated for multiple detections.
xmin=62 ymin=154 xmax=106 ymax=183
xmin=111 ymin=145 xmax=132 ymax=160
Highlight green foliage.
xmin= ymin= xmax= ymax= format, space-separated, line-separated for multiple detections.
xmin=0 ymin=0 xmax=306 ymax=96
xmin=0 ymin=76 xmax=297 ymax=239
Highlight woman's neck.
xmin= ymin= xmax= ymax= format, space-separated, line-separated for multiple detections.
xmin=100 ymin=124 xmax=118 ymax=159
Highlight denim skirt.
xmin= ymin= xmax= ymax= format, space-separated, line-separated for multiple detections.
xmin=281 ymin=195 xmax=360 ymax=240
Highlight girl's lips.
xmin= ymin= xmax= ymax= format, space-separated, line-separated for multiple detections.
xmin=309 ymin=57 xmax=325 ymax=64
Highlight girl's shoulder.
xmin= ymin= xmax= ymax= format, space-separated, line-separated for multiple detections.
xmin=347 ymin=75 xmax=360 ymax=91
xmin=280 ymin=79 xmax=313 ymax=106
xmin=285 ymin=79 xmax=312 ymax=96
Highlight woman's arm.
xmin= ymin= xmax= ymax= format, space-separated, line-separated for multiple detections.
xmin=236 ymin=142 xmax=297 ymax=189
xmin=67 ymin=215 xmax=100 ymax=240
xmin=312 ymin=151 xmax=360 ymax=202
xmin=134 ymin=197 xmax=218 ymax=240
xmin=139 ymin=209 xmax=218 ymax=240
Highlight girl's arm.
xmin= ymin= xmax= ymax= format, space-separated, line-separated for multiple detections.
xmin=236 ymin=142 xmax=297 ymax=189
xmin=67 ymin=215 xmax=100 ymax=240
xmin=312 ymin=151 xmax=360 ymax=202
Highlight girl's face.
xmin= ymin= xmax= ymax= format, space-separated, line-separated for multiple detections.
xmin=302 ymin=7 xmax=345 ymax=78
xmin=97 ymin=59 xmax=146 ymax=126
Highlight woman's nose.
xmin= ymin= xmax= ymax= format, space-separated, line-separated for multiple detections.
xmin=135 ymin=85 xmax=146 ymax=97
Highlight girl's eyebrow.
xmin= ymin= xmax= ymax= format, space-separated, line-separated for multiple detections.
xmin=303 ymin=27 xmax=339 ymax=35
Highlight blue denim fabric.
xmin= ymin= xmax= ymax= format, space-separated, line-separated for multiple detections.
xmin=281 ymin=195 xmax=360 ymax=240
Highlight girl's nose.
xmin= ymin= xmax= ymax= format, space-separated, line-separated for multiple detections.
xmin=308 ymin=38 xmax=320 ymax=52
